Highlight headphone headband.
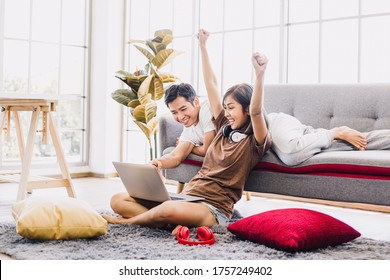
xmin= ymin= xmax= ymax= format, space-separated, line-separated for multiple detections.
xmin=176 ymin=226 xmax=215 ymax=246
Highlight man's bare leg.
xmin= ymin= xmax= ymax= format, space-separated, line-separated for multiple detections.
xmin=331 ymin=126 xmax=367 ymax=150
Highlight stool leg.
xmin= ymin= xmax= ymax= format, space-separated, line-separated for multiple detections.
xmin=48 ymin=113 xmax=76 ymax=198
xmin=17 ymin=108 xmax=40 ymax=201
xmin=177 ymin=182 xmax=185 ymax=194
xmin=0 ymin=108 xmax=7 ymax=143
xmin=13 ymin=112 xmax=25 ymax=160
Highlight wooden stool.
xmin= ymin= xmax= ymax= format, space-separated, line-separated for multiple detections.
xmin=0 ymin=97 xmax=76 ymax=201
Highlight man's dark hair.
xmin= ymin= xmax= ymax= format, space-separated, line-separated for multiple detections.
xmin=164 ymin=83 xmax=197 ymax=107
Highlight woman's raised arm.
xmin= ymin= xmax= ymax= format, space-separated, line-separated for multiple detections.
xmin=250 ymin=52 xmax=269 ymax=145
xmin=198 ymin=29 xmax=223 ymax=119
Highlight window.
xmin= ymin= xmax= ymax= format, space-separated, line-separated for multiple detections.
xmin=0 ymin=0 xmax=89 ymax=168
xmin=123 ymin=0 xmax=390 ymax=162
xmin=287 ymin=0 xmax=390 ymax=83
xmin=321 ymin=19 xmax=358 ymax=83
xmin=360 ymin=15 xmax=390 ymax=82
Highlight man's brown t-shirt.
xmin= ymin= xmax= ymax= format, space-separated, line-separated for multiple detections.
xmin=183 ymin=111 xmax=272 ymax=218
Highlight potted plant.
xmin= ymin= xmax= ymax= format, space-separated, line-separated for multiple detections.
xmin=112 ymin=29 xmax=182 ymax=160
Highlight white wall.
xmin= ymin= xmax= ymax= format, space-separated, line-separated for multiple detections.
xmin=88 ymin=0 xmax=125 ymax=175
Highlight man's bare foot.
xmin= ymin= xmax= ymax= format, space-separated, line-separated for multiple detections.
xmin=101 ymin=214 xmax=132 ymax=224
xmin=331 ymin=126 xmax=367 ymax=150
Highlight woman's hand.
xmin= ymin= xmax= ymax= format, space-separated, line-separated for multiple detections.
xmin=250 ymin=52 xmax=269 ymax=145
xmin=197 ymin=29 xmax=209 ymax=47
xmin=252 ymin=52 xmax=268 ymax=78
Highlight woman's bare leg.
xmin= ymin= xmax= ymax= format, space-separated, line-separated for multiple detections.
xmin=101 ymin=192 xmax=160 ymax=223
xmin=102 ymin=200 xmax=217 ymax=229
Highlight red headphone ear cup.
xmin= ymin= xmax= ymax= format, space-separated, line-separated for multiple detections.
xmin=197 ymin=226 xmax=213 ymax=241
xmin=176 ymin=226 xmax=190 ymax=240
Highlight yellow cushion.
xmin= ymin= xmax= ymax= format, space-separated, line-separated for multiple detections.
xmin=12 ymin=196 xmax=107 ymax=240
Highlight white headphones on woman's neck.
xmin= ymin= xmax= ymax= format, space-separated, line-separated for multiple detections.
xmin=222 ymin=125 xmax=248 ymax=143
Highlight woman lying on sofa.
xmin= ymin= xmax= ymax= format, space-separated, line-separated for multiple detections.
xmin=101 ymin=29 xmax=271 ymax=230
xmin=267 ymin=112 xmax=390 ymax=166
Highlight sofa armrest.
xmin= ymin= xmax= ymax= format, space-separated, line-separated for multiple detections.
xmin=158 ymin=114 xmax=183 ymax=156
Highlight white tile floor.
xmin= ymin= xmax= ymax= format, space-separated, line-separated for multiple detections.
xmin=1 ymin=177 xmax=390 ymax=242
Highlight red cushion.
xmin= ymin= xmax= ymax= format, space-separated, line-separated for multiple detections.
xmin=255 ymin=162 xmax=390 ymax=180
xmin=227 ymin=208 xmax=361 ymax=252
xmin=182 ymin=159 xmax=390 ymax=180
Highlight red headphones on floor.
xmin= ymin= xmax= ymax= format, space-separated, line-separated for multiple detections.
xmin=176 ymin=226 xmax=215 ymax=246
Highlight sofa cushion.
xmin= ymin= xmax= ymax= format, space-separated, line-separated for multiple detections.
xmin=258 ymin=150 xmax=390 ymax=180
xmin=227 ymin=208 xmax=361 ymax=252
xmin=261 ymin=150 xmax=390 ymax=167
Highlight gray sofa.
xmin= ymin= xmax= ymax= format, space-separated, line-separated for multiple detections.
xmin=159 ymin=84 xmax=390 ymax=210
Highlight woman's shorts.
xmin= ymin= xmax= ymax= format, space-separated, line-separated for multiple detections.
xmin=199 ymin=202 xmax=230 ymax=226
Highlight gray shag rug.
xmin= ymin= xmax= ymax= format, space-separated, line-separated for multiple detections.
xmin=1 ymin=221 xmax=390 ymax=260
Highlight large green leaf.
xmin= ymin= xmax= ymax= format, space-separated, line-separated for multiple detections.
xmin=136 ymin=71 xmax=165 ymax=101
xmin=134 ymin=117 xmax=158 ymax=141
xmin=139 ymin=93 xmax=152 ymax=105
xmin=115 ymin=70 xmax=131 ymax=83
xmin=128 ymin=39 xmax=147 ymax=44
xmin=128 ymin=30 xmax=173 ymax=56
xmin=151 ymin=76 xmax=164 ymax=101
xmin=162 ymin=34 xmax=173 ymax=46
xmin=160 ymin=73 xmax=179 ymax=83
xmin=148 ymin=117 xmax=159 ymax=135
xmin=150 ymin=66 xmax=159 ymax=79
xmin=153 ymin=30 xmax=173 ymax=46
xmin=152 ymin=49 xmax=183 ymax=69
xmin=128 ymin=99 xmax=140 ymax=108
xmin=146 ymin=68 xmax=164 ymax=100
xmin=111 ymin=89 xmax=138 ymax=106
xmin=134 ymin=121 xmax=152 ymax=141
xmin=115 ymin=70 xmax=147 ymax=93
xmin=133 ymin=45 xmax=155 ymax=62
xmin=154 ymin=29 xmax=172 ymax=42
xmin=132 ymin=101 xmax=157 ymax=124
xmin=146 ymin=41 xmax=166 ymax=55
xmin=137 ymin=75 xmax=154 ymax=100
xmin=149 ymin=30 xmax=170 ymax=54
xmin=132 ymin=104 xmax=147 ymax=123
xmin=145 ymin=101 xmax=157 ymax=122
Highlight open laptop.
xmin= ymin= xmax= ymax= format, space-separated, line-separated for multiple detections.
xmin=113 ymin=161 xmax=204 ymax=202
